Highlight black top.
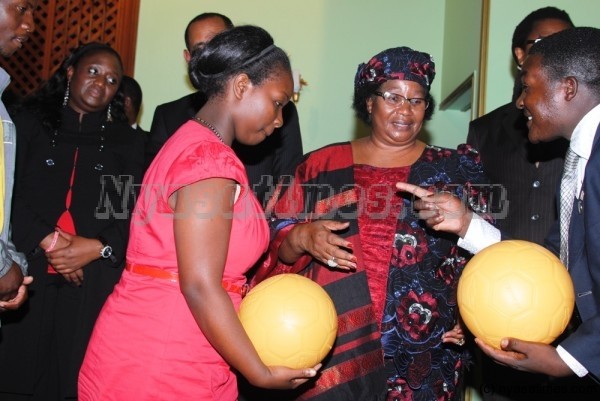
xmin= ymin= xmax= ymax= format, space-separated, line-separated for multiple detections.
xmin=0 ymin=105 xmax=144 ymax=396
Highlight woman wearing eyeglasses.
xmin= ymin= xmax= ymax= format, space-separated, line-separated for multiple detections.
xmin=250 ymin=47 xmax=491 ymax=401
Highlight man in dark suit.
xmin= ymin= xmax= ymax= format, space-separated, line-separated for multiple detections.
xmin=466 ymin=9 xmax=576 ymax=400
xmin=147 ymin=12 xmax=303 ymax=205
xmin=399 ymin=26 xmax=600 ymax=390
xmin=467 ymin=7 xmax=573 ymax=246
xmin=121 ymin=75 xmax=149 ymax=134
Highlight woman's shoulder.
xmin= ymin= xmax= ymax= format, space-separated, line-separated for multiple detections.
xmin=11 ymin=108 xmax=47 ymax=139
xmin=303 ymin=141 xmax=352 ymax=164
xmin=296 ymin=141 xmax=353 ymax=177
xmin=156 ymin=121 xmax=246 ymax=182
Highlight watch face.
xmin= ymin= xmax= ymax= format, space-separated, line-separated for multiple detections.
xmin=101 ymin=245 xmax=113 ymax=258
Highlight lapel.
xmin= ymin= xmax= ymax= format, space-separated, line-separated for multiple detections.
xmin=568 ymin=123 xmax=600 ymax=297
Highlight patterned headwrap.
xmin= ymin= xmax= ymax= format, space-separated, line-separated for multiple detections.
xmin=354 ymin=46 xmax=436 ymax=90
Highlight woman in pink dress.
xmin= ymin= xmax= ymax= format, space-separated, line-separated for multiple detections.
xmin=78 ymin=25 xmax=318 ymax=401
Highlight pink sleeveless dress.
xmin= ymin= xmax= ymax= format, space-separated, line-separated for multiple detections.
xmin=79 ymin=121 xmax=269 ymax=401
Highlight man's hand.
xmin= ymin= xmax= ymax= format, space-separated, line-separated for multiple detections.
xmin=0 ymin=262 xmax=24 ymax=302
xmin=0 ymin=275 xmax=33 ymax=312
xmin=476 ymin=337 xmax=574 ymax=377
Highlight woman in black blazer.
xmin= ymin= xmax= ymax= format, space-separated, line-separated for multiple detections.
xmin=0 ymin=43 xmax=144 ymax=400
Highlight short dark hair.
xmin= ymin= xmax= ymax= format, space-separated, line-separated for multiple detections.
xmin=529 ymin=27 xmax=600 ymax=96
xmin=352 ymin=82 xmax=435 ymax=126
xmin=511 ymin=7 xmax=573 ymax=64
xmin=189 ymin=25 xmax=291 ymax=100
xmin=120 ymin=75 xmax=143 ymax=114
xmin=184 ymin=12 xmax=234 ymax=51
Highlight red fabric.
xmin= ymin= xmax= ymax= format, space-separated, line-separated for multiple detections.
xmin=254 ymin=143 xmax=390 ymax=400
xmin=48 ymin=148 xmax=78 ymax=273
xmin=354 ymin=164 xmax=409 ymax=330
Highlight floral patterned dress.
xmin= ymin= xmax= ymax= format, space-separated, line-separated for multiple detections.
xmin=356 ymin=145 xmax=489 ymax=401
xmin=256 ymin=143 xmax=489 ymax=401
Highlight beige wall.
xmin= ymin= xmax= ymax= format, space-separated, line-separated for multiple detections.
xmin=134 ymin=1 xmax=600 ymax=154
xmin=134 ymin=0 xmax=480 ymax=152
xmin=483 ymin=0 xmax=600 ymax=114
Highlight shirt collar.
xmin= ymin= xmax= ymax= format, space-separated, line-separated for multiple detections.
xmin=0 ymin=67 xmax=11 ymax=96
xmin=569 ymin=103 xmax=600 ymax=161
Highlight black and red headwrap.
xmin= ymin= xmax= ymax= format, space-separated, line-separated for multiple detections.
xmin=354 ymin=46 xmax=436 ymax=90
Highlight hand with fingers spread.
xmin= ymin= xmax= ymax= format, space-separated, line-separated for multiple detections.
xmin=279 ymin=220 xmax=357 ymax=271
xmin=476 ymin=337 xmax=574 ymax=377
xmin=395 ymin=182 xmax=473 ymax=237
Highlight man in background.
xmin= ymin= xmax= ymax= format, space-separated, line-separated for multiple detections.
xmin=0 ymin=0 xmax=36 ymax=314
xmin=120 ymin=75 xmax=146 ymax=130
xmin=467 ymin=7 xmax=572 ymax=246
xmin=120 ymin=75 xmax=149 ymax=152
xmin=146 ymin=12 xmax=304 ymax=205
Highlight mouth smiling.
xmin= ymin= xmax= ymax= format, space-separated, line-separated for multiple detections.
xmin=523 ymin=112 xmax=533 ymax=127
xmin=391 ymin=120 xmax=411 ymax=130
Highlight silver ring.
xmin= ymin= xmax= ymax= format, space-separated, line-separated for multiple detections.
xmin=456 ymin=338 xmax=465 ymax=346
xmin=327 ymin=257 xmax=338 ymax=268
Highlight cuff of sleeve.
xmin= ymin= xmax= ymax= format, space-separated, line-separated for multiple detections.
xmin=457 ymin=213 xmax=501 ymax=254
xmin=556 ymin=345 xmax=589 ymax=377
xmin=0 ymin=242 xmax=11 ymax=278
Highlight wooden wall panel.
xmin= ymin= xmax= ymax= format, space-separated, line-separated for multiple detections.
xmin=1 ymin=0 xmax=139 ymax=100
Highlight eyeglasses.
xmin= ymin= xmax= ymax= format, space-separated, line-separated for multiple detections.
xmin=373 ymin=91 xmax=429 ymax=110
xmin=524 ymin=37 xmax=544 ymax=46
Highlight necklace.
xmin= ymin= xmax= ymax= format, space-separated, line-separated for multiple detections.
xmin=194 ymin=117 xmax=224 ymax=143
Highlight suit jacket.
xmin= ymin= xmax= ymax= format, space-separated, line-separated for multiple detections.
xmin=467 ymin=102 xmax=568 ymax=245
xmin=147 ymin=92 xmax=304 ymax=205
xmin=543 ymin=123 xmax=600 ymax=382
xmin=134 ymin=124 xmax=149 ymax=151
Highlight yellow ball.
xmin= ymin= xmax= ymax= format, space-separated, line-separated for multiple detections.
xmin=239 ymin=274 xmax=338 ymax=369
xmin=457 ymin=240 xmax=575 ymax=349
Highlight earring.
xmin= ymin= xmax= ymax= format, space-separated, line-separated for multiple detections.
xmin=63 ymin=80 xmax=70 ymax=107
xmin=106 ymin=103 xmax=112 ymax=122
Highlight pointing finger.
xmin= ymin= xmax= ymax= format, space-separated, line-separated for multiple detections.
xmin=395 ymin=182 xmax=434 ymax=199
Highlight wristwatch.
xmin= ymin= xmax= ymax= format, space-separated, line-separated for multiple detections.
xmin=100 ymin=244 xmax=113 ymax=259
xmin=98 ymin=236 xmax=115 ymax=262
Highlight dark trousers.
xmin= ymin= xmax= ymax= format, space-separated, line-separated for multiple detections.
xmin=0 ymin=274 xmax=81 ymax=401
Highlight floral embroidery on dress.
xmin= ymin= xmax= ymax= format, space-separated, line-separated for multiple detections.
xmin=382 ymin=144 xmax=490 ymax=400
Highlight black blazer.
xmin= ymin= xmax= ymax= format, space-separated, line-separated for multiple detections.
xmin=147 ymin=92 xmax=304 ymax=205
xmin=2 ymin=106 xmax=145 ymax=395
xmin=467 ymin=102 xmax=568 ymax=245
xmin=546 ymin=123 xmax=600 ymax=382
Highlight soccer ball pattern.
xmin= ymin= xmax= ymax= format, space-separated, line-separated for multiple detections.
xmin=457 ymin=240 xmax=575 ymax=349
xmin=239 ymin=274 xmax=338 ymax=369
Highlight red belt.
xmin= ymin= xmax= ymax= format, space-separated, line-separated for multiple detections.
xmin=125 ymin=262 xmax=249 ymax=297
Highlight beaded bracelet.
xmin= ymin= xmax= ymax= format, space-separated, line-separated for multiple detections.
xmin=46 ymin=231 xmax=60 ymax=252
